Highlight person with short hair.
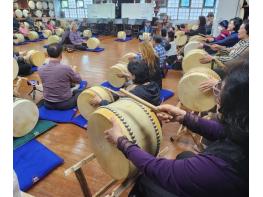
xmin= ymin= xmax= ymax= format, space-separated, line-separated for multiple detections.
xmin=166 ymin=31 xmax=177 ymax=68
xmin=206 ymin=20 xmax=230 ymax=42
xmin=69 ymin=22 xmax=87 ymax=50
xmin=186 ymin=16 xmax=207 ymax=36
xmin=90 ymin=60 xmax=161 ymax=107
xmin=38 ymin=43 xmax=83 ymax=110
xmin=152 ymin=35 xmax=166 ymax=69
xmin=160 ymin=28 xmax=171 ymax=51
xmin=206 ymin=12 xmax=214 ymax=35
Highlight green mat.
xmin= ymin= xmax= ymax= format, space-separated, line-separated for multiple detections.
xmin=13 ymin=120 xmax=57 ymax=150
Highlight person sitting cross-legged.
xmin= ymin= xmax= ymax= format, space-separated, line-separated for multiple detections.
xmin=69 ymin=22 xmax=87 ymax=51
xmin=38 ymin=43 xmax=84 ymax=110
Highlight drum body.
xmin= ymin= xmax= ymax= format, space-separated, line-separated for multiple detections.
xmin=24 ymin=50 xmax=45 ymax=66
xmin=43 ymin=29 xmax=52 ymax=38
xmin=175 ymin=30 xmax=185 ymax=37
xmin=36 ymin=1 xmax=43 ymax=9
xmin=189 ymin=35 xmax=206 ymax=42
xmin=88 ymin=98 xmax=162 ymax=180
xmin=83 ymin=30 xmax=92 ymax=38
xmin=13 ymin=58 xmax=19 ymax=80
xmin=55 ymin=28 xmax=64 ymax=36
xmin=184 ymin=41 xmax=201 ymax=56
xmin=14 ymin=33 xmax=25 ymax=44
xmin=175 ymin=35 xmax=188 ymax=46
xmin=15 ymin=9 xmax=23 ymax=18
xmin=28 ymin=1 xmax=35 ymax=9
xmin=106 ymin=63 xmax=128 ymax=88
xmin=178 ymin=67 xmax=220 ymax=112
xmin=28 ymin=31 xmax=39 ymax=40
xmin=13 ymin=98 xmax=39 ymax=137
xmin=48 ymin=35 xmax=61 ymax=44
xmin=117 ymin=31 xmax=126 ymax=40
xmin=77 ymin=86 xmax=114 ymax=120
xmin=182 ymin=49 xmax=211 ymax=72
xmin=86 ymin=37 xmax=100 ymax=49
xmin=119 ymin=52 xmax=137 ymax=64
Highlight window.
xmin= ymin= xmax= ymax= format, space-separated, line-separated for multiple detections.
xmin=77 ymin=0 xmax=84 ymax=8
xmin=61 ymin=0 xmax=68 ymax=8
xmin=191 ymin=0 xmax=203 ymax=8
xmin=180 ymin=0 xmax=190 ymax=7
xmin=204 ymin=0 xmax=216 ymax=8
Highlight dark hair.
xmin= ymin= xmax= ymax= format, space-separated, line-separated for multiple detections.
xmin=199 ymin=16 xmax=206 ymax=27
xmin=153 ymin=35 xmax=162 ymax=44
xmin=219 ymin=20 xmax=229 ymax=29
xmin=219 ymin=62 xmax=249 ymax=147
xmin=243 ymin=19 xmax=249 ymax=35
xmin=47 ymin=21 xmax=50 ymax=24
xmin=168 ymin=31 xmax=175 ymax=42
xmin=230 ymin=17 xmax=243 ymax=32
xmin=161 ymin=28 xmax=167 ymax=37
xmin=180 ymin=24 xmax=185 ymax=29
xmin=47 ymin=43 xmax=63 ymax=58
xmin=127 ymin=60 xmax=150 ymax=84
xmin=207 ymin=12 xmax=214 ymax=17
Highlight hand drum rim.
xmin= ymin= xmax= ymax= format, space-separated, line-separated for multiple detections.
xmin=106 ymin=64 xmax=128 ymax=88
xmin=182 ymin=49 xmax=211 ymax=73
xmin=13 ymin=99 xmax=39 ymax=137
xmin=178 ymin=67 xmax=220 ymax=112
xmin=13 ymin=58 xmax=19 ymax=80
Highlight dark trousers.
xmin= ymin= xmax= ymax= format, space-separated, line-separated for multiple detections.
xmin=74 ymin=43 xmax=88 ymax=51
xmin=44 ymin=89 xmax=83 ymax=110
xmin=128 ymin=151 xmax=195 ymax=197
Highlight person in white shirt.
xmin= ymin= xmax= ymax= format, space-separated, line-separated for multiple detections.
xmin=166 ymin=31 xmax=177 ymax=68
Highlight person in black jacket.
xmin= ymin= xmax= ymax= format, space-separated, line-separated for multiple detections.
xmin=186 ymin=16 xmax=207 ymax=36
xmin=90 ymin=60 xmax=161 ymax=107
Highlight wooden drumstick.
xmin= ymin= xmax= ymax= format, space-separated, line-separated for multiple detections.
xmin=119 ymin=88 xmax=159 ymax=112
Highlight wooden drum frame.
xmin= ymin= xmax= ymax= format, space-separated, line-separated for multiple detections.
xmin=106 ymin=63 xmax=129 ymax=88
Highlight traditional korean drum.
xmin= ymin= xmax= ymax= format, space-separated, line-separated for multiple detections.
xmin=47 ymin=35 xmax=61 ymax=44
xmin=106 ymin=63 xmax=129 ymax=88
xmin=175 ymin=34 xmax=188 ymax=46
xmin=23 ymin=9 xmax=29 ymax=18
xmin=14 ymin=3 xmax=19 ymax=9
xmin=43 ymin=29 xmax=52 ymax=38
xmin=28 ymin=1 xmax=35 ymax=9
xmin=77 ymin=86 xmax=114 ymax=120
xmin=35 ymin=10 xmax=42 ymax=18
xmin=191 ymin=24 xmax=199 ymax=30
xmin=189 ymin=35 xmax=206 ymax=42
xmin=13 ymin=98 xmax=39 ymax=137
xmin=49 ymin=10 xmax=55 ymax=17
xmin=13 ymin=58 xmax=19 ymax=80
xmin=49 ymin=2 xmax=54 ymax=9
xmin=142 ymin=32 xmax=151 ymax=41
xmin=117 ymin=31 xmax=126 ymax=40
xmin=15 ymin=9 xmax=23 ymax=18
xmin=24 ymin=22 xmax=30 ymax=28
xmin=42 ymin=2 xmax=48 ymax=9
xmin=178 ymin=67 xmax=220 ymax=112
xmin=50 ymin=20 xmax=56 ymax=26
xmin=14 ymin=33 xmax=25 ymax=44
xmin=55 ymin=28 xmax=64 ymax=36
xmin=184 ymin=41 xmax=201 ymax=56
xmin=175 ymin=30 xmax=185 ymax=37
xmin=182 ymin=49 xmax=211 ymax=73
xmin=88 ymin=98 xmax=162 ymax=180
xmin=86 ymin=37 xmax=100 ymax=49
xmin=36 ymin=1 xmax=43 ymax=9
xmin=28 ymin=31 xmax=39 ymax=40
xmin=24 ymin=50 xmax=45 ymax=66
xmin=119 ymin=52 xmax=137 ymax=64
xmin=83 ymin=30 xmax=92 ymax=38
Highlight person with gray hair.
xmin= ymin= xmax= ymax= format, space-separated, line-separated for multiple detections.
xmin=69 ymin=22 xmax=87 ymax=50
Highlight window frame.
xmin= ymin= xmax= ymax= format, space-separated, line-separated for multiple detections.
xmin=61 ymin=0 xmax=69 ymax=8
xmin=77 ymin=0 xmax=84 ymax=8
xmin=179 ymin=0 xmax=191 ymax=8
xmin=203 ymin=0 xmax=216 ymax=8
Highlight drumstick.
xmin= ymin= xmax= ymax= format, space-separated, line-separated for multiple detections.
xmin=119 ymin=88 xmax=159 ymax=112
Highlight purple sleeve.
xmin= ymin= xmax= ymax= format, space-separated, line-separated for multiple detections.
xmin=69 ymin=32 xmax=83 ymax=45
xmin=117 ymin=137 xmax=229 ymax=195
xmin=66 ymin=67 xmax=82 ymax=83
xmin=181 ymin=112 xmax=226 ymax=141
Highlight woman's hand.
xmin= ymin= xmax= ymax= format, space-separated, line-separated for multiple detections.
xmin=89 ymin=95 xmax=102 ymax=107
xmin=210 ymin=44 xmax=224 ymax=51
xmin=104 ymin=117 xmax=124 ymax=145
xmin=199 ymin=78 xmax=219 ymax=93
xmin=200 ymin=54 xmax=214 ymax=64
xmin=206 ymin=37 xmax=214 ymax=42
xmin=156 ymin=104 xmax=186 ymax=123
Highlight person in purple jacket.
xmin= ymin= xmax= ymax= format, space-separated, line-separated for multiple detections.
xmin=103 ymin=63 xmax=249 ymax=197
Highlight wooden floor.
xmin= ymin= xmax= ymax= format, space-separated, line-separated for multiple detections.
xmin=14 ymin=36 xmax=196 ymax=197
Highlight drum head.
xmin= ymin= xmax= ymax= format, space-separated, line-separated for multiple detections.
xmin=28 ymin=1 xmax=35 ymax=9
xmin=175 ymin=31 xmax=185 ymax=37
xmin=42 ymin=2 xmax=48 ymax=9
xmin=36 ymin=1 xmax=43 ymax=9
xmin=117 ymin=31 xmax=126 ymax=40
xmin=55 ymin=28 xmax=64 ymax=36
xmin=15 ymin=9 xmax=23 ymax=18
xmin=77 ymin=86 xmax=113 ymax=120
xmin=28 ymin=31 xmax=39 ymax=41
xmin=83 ymin=30 xmax=92 ymax=38
xmin=184 ymin=41 xmax=201 ymax=56
xmin=142 ymin=33 xmax=151 ymax=41
xmin=23 ymin=10 xmax=29 ymax=18
xmin=182 ymin=49 xmax=211 ymax=72
xmin=178 ymin=68 xmax=220 ymax=112
xmin=13 ymin=99 xmax=39 ymax=137
xmin=13 ymin=58 xmax=19 ymax=80
xmin=86 ymin=38 xmax=100 ymax=49
xmin=189 ymin=35 xmax=206 ymax=42
xmin=29 ymin=50 xmax=45 ymax=66
xmin=119 ymin=52 xmax=137 ymax=64
xmin=49 ymin=2 xmax=54 ymax=9
xmin=175 ymin=35 xmax=187 ymax=46
xmin=43 ymin=30 xmax=52 ymax=38
xmin=48 ymin=35 xmax=61 ymax=44
xmin=14 ymin=33 xmax=24 ymax=44
xmin=49 ymin=10 xmax=54 ymax=17
xmin=35 ymin=10 xmax=42 ymax=18
xmin=106 ymin=64 xmax=127 ymax=88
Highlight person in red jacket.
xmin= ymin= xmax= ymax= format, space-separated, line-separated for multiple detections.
xmin=206 ymin=20 xmax=230 ymax=42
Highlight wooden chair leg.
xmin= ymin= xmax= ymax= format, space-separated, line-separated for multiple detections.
xmin=75 ymin=168 xmax=92 ymax=197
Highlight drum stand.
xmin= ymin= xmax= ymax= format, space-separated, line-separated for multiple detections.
xmin=27 ymin=80 xmax=43 ymax=101
xmin=64 ymin=147 xmax=169 ymax=197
